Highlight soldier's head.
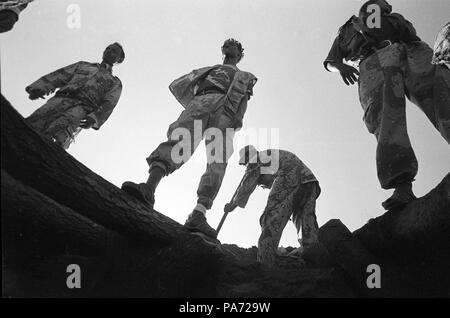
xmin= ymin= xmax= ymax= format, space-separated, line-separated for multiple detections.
xmin=222 ymin=38 xmax=244 ymax=63
xmin=239 ymin=145 xmax=258 ymax=166
xmin=103 ymin=42 xmax=125 ymax=66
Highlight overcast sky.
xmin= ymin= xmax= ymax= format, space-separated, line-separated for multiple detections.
xmin=2 ymin=0 xmax=449 ymax=248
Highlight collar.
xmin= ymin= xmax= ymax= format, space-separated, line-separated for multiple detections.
xmin=99 ymin=62 xmax=113 ymax=73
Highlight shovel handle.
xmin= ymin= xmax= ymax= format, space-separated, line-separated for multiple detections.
xmin=216 ymin=211 xmax=229 ymax=235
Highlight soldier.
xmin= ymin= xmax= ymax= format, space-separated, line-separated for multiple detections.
xmin=324 ymin=0 xmax=450 ymax=210
xmin=122 ymin=39 xmax=257 ymax=238
xmin=224 ymin=145 xmax=320 ymax=267
xmin=25 ymin=43 xmax=124 ymax=149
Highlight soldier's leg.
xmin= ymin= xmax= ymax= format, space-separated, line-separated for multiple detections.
xmin=26 ymin=97 xmax=72 ymax=139
xmin=27 ymin=98 xmax=86 ymax=149
xmin=122 ymin=98 xmax=209 ymax=207
xmin=294 ymin=182 xmax=320 ymax=248
xmin=359 ymin=44 xmax=418 ymax=209
xmin=404 ymin=42 xmax=450 ymax=143
xmin=147 ymin=104 xmax=209 ymax=175
xmin=257 ymin=174 xmax=297 ymax=267
xmin=184 ymin=108 xmax=235 ymax=238
xmin=47 ymin=105 xmax=87 ymax=149
xmin=196 ymin=109 xmax=235 ymax=210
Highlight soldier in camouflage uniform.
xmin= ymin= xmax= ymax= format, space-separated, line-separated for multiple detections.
xmin=25 ymin=43 xmax=124 ymax=149
xmin=432 ymin=22 xmax=450 ymax=69
xmin=324 ymin=0 xmax=450 ymax=210
xmin=122 ymin=39 xmax=257 ymax=238
xmin=224 ymin=145 xmax=320 ymax=267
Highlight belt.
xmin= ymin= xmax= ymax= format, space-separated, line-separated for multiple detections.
xmin=55 ymin=90 xmax=97 ymax=111
xmin=195 ymin=88 xmax=225 ymax=96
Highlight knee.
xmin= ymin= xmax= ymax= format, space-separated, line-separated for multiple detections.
xmin=53 ymin=131 xmax=70 ymax=148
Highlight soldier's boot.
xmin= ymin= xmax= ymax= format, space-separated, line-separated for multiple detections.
xmin=121 ymin=167 xmax=165 ymax=208
xmin=382 ymin=182 xmax=417 ymax=210
xmin=184 ymin=206 xmax=217 ymax=238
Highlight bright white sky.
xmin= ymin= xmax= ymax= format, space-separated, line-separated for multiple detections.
xmin=2 ymin=0 xmax=449 ymax=248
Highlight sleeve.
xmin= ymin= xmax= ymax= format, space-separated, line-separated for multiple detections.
xmin=323 ymin=35 xmax=347 ymax=71
xmin=246 ymin=77 xmax=257 ymax=100
xmin=233 ymin=96 xmax=248 ymax=130
xmin=25 ymin=62 xmax=80 ymax=94
xmin=88 ymin=78 xmax=122 ymax=130
xmin=231 ymin=167 xmax=260 ymax=209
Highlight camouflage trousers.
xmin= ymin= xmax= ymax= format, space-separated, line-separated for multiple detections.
xmin=26 ymin=97 xmax=88 ymax=149
xmin=257 ymin=178 xmax=320 ymax=267
xmin=358 ymin=41 xmax=450 ymax=189
xmin=147 ymin=93 xmax=235 ymax=209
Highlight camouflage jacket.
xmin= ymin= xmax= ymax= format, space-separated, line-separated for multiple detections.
xmin=169 ymin=65 xmax=257 ymax=129
xmin=433 ymin=22 xmax=450 ymax=67
xmin=0 ymin=0 xmax=33 ymax=15
xmin=27 ymin=61 xmax=122 ymax=130
xmin=324 ymin=13 xmax=420 ymax=70
xmin=230 ymin=150 xmax=318 ymax=208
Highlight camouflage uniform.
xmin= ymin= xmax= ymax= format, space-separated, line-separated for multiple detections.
xmin=147 ymin=64 xmax=256 ymax=210
xmin=433 ymin=22 xmax=450 ymax=69
xmin=26 ymin=61 xmax=122 ymax=149
xmin=325 ymin=13 xmax=450 ymax=189
xmin=0 ymin=0 xmax=33 ymax=33
xmin=229 ymin=150 xmax=320 ymax=267
xmin=0 ymin=0 xmax=33 ymax=14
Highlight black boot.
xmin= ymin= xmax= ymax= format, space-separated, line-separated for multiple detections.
xmin=382 ymin=182 xmax=416 ymax=210
xmin=121 ymin=167 xmax=165 ymax=208
xmin=184 ymin=210 xmax=217 ymax=238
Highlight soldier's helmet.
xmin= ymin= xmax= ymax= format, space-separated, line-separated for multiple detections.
xmin=239 ymin=145 xmax=258 ymax=166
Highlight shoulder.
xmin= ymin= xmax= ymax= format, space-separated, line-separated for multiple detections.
xmin=236 ymin=70 xmax=257 ymax=84
xmin=75 ymin=61 xmax=94 ymax=67
xmin=338 ymin=16 xmax=356 ymax=36
xmin=112 ymin=76 xmax=122 ymax=89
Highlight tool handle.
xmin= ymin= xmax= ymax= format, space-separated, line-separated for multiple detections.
xmin=216 ymin=211 xmax=229 ymax=234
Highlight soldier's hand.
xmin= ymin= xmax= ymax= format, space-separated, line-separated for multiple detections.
xmin=336 ymin=64 xmax=360 ymax=86
xmin=224 ymin=203 xmax=236 ymax=213
xmin=80 ymin=117 xmax=96 ymax=129
xmin=26 ymin=87 xmax=46 ymax=100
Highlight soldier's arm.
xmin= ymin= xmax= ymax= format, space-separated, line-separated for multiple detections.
xmin=87 ymin=79 xmax=122 ymax=130
xmin=233 ymin=76 xmax=257 ymax=129
xmin=324 ymin=34 xmax=359 ymax=85
xmin=229 ymin=167 xmax=260 ymax=209
xmin=25 ymin=62 xmax=80 ymax=95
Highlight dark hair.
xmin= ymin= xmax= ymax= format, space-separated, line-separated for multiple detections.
xmin=224 ymin=38 xmax=244 ymax=62
xmin=109 ymin=42 xmax=125 ymax=64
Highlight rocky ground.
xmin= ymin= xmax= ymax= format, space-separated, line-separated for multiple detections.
xmin=2 ymin=94 xmax=449 ymax=298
